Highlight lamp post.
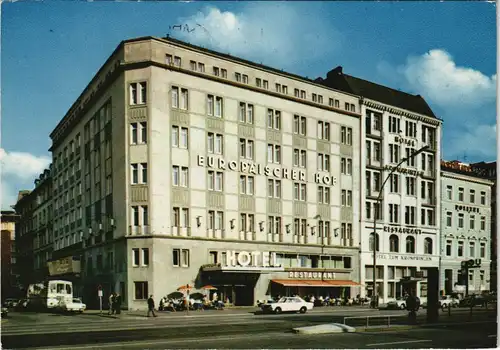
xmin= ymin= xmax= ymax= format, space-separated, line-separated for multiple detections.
xmin=372 ymin=145 xmax=429 ymax=308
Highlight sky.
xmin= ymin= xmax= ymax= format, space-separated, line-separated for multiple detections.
xmin=0 ymin=1 xmax=497 ymax=209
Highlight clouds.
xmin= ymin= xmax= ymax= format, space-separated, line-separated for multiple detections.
xmin=0 ymin=148 xmax=51 ymax=209
xmin=175 ymin=3 xmax=341 ymax=70
xmin=378 ymin=49 xmax=497 ymax=162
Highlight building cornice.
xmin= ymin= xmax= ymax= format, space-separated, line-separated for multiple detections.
xmin=441 ymin=171 xmax=494 ymax=186
xmin=362 ymin=98 xmax=441 ymax=126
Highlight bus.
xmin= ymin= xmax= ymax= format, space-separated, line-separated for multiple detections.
xmin=27 ymin=280 xmax=74 ymax=310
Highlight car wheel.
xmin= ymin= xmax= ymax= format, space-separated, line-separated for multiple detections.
xmin=275 ymin=307 xmax=282 ymax=314
xmin=300 ymin=307 xmax=307 ymax=314
xmin=400 ymin=304 xmax=406 ymax=310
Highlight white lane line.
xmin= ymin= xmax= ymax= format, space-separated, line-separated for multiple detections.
xmin=366 ymin=339 xmax=432 ymax=347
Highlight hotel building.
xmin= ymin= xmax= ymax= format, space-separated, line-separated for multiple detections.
xmin=440 ymin=160 xmax=494 ymax=295
xmin=46 ymin=36 xmax=364 ymax=309
xmin=317 ymin=67 xmax=442 ymax=303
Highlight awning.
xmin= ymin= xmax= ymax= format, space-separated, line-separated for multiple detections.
xmin=272 ymin=279 xmax=361 ymax=287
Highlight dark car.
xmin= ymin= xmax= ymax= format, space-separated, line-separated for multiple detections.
xmin=459 ymin=295 xmax=487 ymax=308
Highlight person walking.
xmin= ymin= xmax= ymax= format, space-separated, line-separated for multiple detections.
xmin=108 ymin=293 xmax=115 ymax=315
xmin=115 ymin=293 xmax=122 ymax=315
xmin=147 ymin=295 xmax=157 ymax=317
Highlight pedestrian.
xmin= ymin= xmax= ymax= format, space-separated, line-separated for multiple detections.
xmin=108 ymin=293 xmax=115 ymax=315
xmin=147 ymin=295 xmax=157 ymax=317
xmin=115 ymin=293 xmax=122 ymax=315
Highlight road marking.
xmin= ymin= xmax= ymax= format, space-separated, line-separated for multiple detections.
xmin=366 ymin=339 xmax=432 ymax=347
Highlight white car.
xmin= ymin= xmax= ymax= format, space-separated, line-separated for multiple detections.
xmin=439 ymin=296 xmax=459 ymax=308
xmin=63 ymin=298 xmax=86 ymax=313
xmin=387 ymin=298 xmax=407 ymax=310
xmin=261 ymin=297 xmax=314 ymax=314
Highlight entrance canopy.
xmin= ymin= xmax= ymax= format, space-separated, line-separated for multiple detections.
xmin=272 ymin=279 xmax=361 ymax=287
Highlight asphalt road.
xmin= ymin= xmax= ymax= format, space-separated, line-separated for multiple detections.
xmin=1 ymin=306 xmax=496 ymax=349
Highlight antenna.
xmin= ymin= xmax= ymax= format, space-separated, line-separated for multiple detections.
xmin=463 ymin=151 xmax=467 ymax=163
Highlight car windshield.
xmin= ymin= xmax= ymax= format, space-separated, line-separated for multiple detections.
xmin=73 ymin=298 xmax=81 ymax=303
xmin=278 ymin=297 xmax=287 ymax=303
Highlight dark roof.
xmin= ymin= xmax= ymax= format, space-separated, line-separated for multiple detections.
xmin=315 ymin=66 xmax=438 ymax=119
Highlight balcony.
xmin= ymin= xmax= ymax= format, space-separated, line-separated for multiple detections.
xmin=239 ymin=230 xmax=256 ymax=241
xmin=128 ymin=225 xmax=150 ymax=235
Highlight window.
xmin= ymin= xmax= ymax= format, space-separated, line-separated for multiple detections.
xmin=390 ymin=174 xmax=399 ymax=193
xmin=458 ymin=187 xmax=464 ymax=202
xmin=424 ymin=238 xmax=433 ymax=254
xmin=389 ymin=204 xmax=400 ymax=223
xmin=469 ymin=190 xmax=476 ymax=203
xmin=300 ymin=90 xmax=306 ymax=99
xmin=389 ymin=144 xmax=400 ymax=163
xmin=268 ymin=216 xmax=282 ymax=237
xmin=293 ymin=115 xmax=307 ymax=136
xmin=406 ymin=236 xmax=415 ymax=253
xmin=207 ymin=95 xmax=223 ymax=117
xmin=480 ymin=191 xmax=486 ymax=205
xmin=267 ymin=109 xmax=281 ymax=130
xmin=132 ymin=248 xmax=140 ymax=266
xmin=350 ymin=104 xmax=355 ymax=112
xmin=208 ymin=210 xmax=224 ymax=230
xmin=196 ymin=63 xmax=205 ymax=72
xmin=130 ymin=122 xmax=146 ymax=145
xmin=242 ymin=74 xmax=248 ymax=84
xmin=341 ymin=126 xmax=352 ymax=145
xmin=446 ymin=240 xmax=452 ymax=256
xmin=235 ymin=72 xmax=241 ymax=82
xmin=172 ymin=207 xmax=189 ymax=227
xmin=172 ymin=248 xmax=190 ymax=267
xmin=317 ymin=186 xmax=330 ymax=204
xmin=275 ymin=83 xmax=282 ymax=93
xmin=240 ymin=175 xmax=254 ymax=195
xmin=344 ymin=102 xmax=350 ymax=111
xmin=406 ymin=177 xmax=416 ymax=196
xmin=268 ymin=179 xmax=282 ymax=198
xmin=207 ymin=133 xmax=223 ymax=154
xmin=480 ymin=243 xmax=486 ymax=258
xmin=366 ymin=201 xmax=372 ymax=219
xmin=469 ymin=242 xmax=475 ymax=257
xmin=446 ymin=212 xmax=452 ymax=227
xmin=373 ymin=142 xmax=381 ymax=161
xmin=389 ymin=235 xmax=399 ymax=252
xmin=141 ymin=163 xmax=147 ymax=184
xmin=131 ymin=164 xmax=138 ymax=184
xmin=267 ymin=144 xmax=281 ymax=164
xmin=421 ymin=208 xmax=426 ymax=225
xmin=341 ymin=190 xmax=352 ymax=207
xmin=480 ymin=216 xmax=486 ymax=230
xmin=240 ymin=213 xmax=255 ymax=232
xmin=458 ymin=241 xmax=464 ymax=257
xmin=172 ymin=126 xmax=189 ymax=148
xmin=470 ymin=215 xmax=475 ymax=230
xmin=369 ymin=233 xmax=380 ymax=252
xmin=256 ymin=78 xmax=262 ymax=87
xmin=317 ymin=121 xmax=330 ymax=141
xmin=295 ymin=89 xmax=300 ymax=98
xmin=458 ymin=213 xmax=464 ymax=228
xmin=294 ymin=183 xmax=307 ymax=201
xmin=372 ymin=113 xmax=381 ymax=131
xmin=318 ymin=95 xmax=323 ymax=104
xmin=239 ymin=139 xmax=254 ymax=159
xmin=328 ymin=98 xmax=334 ymax=107
xmin=134 ymin=282 xmax=148 ymax=300
xmin=213 ymin=67 xmax=220 ymax=76
xmin=129 ymin=82 xmax=147 ymax=105
xmin=426 ymin=209 xmax=434 ymax=226
xmin=239 ymin=102 xmax=254 ymax=124
xmin=294 ymin=218 xmax=307 ymax=237
xmin=293 ymin=149 xmax=307 ymax=168
xmin=405 ymin=148 xmax=416 ymax=166
xmin=388 ymin=115 xmax=400 ymax=133
xmin=208 ymin=171 xmax=224 ymax=191
xmin=446 ymin=185 xmax=452 ymax=200
xmin=221 ymin=69 xmax=227 ymax=78
xmin=341 ymin=158 xmax=352 ymax=175
xmin=312 ymin=93 xmax=318 ymax=102
xmin=405 ymin=121 xmax=417 ymax=138
xmin=171 ymin=86 xmax=188 ymax=110
xmin=404 ymin=206 xmax=416 ymax=225
xmin=172 ymin=166 xmax=188 ymax=187
xmin=317 ymin=153 xmax=330 ymax=171
xmin=263 ymin=80 xmax=269 ymax=89
xmin=142 ymin=248 xmax=149 ymax=266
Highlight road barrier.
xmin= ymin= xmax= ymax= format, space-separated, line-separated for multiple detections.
xmin=342 ymin=314 xmax=407 ymax=328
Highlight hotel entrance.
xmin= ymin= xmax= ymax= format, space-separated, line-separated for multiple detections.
xmin=202 ymin=271 xmax=259 ymax=306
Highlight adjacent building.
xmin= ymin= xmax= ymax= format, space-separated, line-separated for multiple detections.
xmin=440 ymin=160 xmax=493 ymax=295
xmin=1 ymin=210 xmax=20 ymax=297
xmin=46 ymin=36 xmax=364 ymax=309
xmin=316 ymin=67 xmax=442 ymax=303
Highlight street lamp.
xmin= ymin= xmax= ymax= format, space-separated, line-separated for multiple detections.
xmin=371 ymin=145 xmax=429 ymax=307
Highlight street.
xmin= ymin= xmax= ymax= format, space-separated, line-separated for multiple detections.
xmin=1 ymin=306 xmax=496 ymax=349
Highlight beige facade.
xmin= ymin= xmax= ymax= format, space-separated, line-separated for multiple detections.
xmin=47 ymin=37 xmax=363 ymax=309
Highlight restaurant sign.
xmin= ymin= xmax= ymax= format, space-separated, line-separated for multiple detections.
xmin=288 ymin=271 xmax=336 ymax=279
xmin=197 ymin=155 xmax=337 ymax=186
xmin=383 ymin=226 xmax=422 ymax=235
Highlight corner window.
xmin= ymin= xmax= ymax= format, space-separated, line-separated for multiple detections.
xmin=129 ymin=82 xmax=147 ymax=105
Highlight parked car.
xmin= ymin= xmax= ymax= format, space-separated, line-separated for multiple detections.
xmin=439 ymin=295 xmax=459 ymax=308
xmin=261 ymin=296 xmax=314 ymax=314
xmin=387 ymin=296 xmax=421 ymax=310
xmin=459 ymin=294 xmax=487 ymax=308
xmin=3 ymin=299 xmax=19 ymax=308
xmin=1 ymin=307 xmax=8 ymax=318
xmin=62 ymin=298 xmax=86 ymax=313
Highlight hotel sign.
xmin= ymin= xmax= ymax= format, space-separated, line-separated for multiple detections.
xmin=394 ymin=136 xmax=416 ymax=147
xmin=224 ymin=251 xmax=284 ymax=271
xmin=455 ymin=205 xmax=480 ymax=214
xmin=383 ymin=226 xmax=422 ymax=235
xmin=288 ymin=271 xmax=336 ymax=279
xmin=376 ymin=253 xmax=433 ymax=262
xmin=383 ymin=165 xmax=424 ymax=177
xmin=197 ymin=155 xmax=338 ymax=186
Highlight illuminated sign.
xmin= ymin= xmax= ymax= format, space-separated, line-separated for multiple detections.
xmin=383 ymin=165 xmax=424 ymax=177
xmin=383 ymin=226 xmax=422 ymax=235
xmin=197 ymin=155 xmax=337 ymax=186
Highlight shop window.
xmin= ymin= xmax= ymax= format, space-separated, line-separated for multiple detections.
xmin=134 ymin=281 xmax=148 ymax=300
xmin=387 ymin=266 xmax=395 ymax=280
xmin=387 ymin=282 xmax=395 ymax=298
